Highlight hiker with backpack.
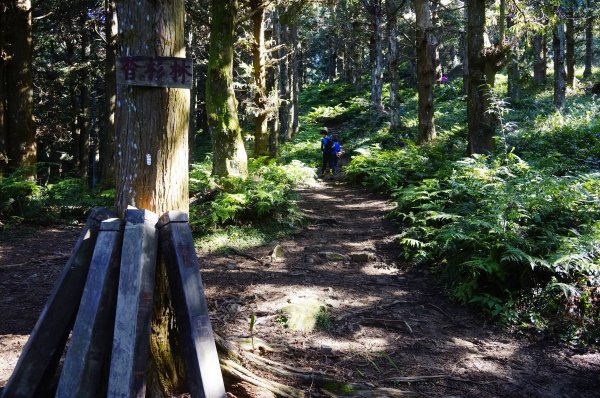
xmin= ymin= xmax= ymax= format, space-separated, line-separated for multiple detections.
xmin=332 ymin=136 xmax=342 ymax=174
xmin=320 ymin=129 xmax=334 ymax=177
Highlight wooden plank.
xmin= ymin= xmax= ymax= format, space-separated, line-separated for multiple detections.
xmin=116 ymin=56 xmax=193 ymax=89
xmin=108 ymin=209 xmax=159 ymax=398
xmin=55 ymin=218 xmax=124 ymax=398
xmin=1 ymin=207 xmax=115 ymax=398
xmin=157 ymin=211 xmax=226 ymax=398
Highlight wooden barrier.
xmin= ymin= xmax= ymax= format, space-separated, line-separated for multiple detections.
xmin=55 ymin=218 xmax=124 ymax=398
xmin=108 ymin=209 xmax=159 ymax=398
xmin=1 ymin=208 xmax=115 ymax=398
xmin=158 ymin=211 xmax=227 ymax=398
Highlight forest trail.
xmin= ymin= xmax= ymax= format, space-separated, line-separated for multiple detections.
xmin=0 ymin=181 xmax=599 ymax=397
xmin=202 ymin=180 xmax=600 ymax=398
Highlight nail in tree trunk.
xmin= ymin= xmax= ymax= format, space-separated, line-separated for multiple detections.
xmin=583 ymin=0 xmax=594 ymax=78
xmin=387 ymin=0 xmax=402 ymax=135
xmin=416 ymin=0 xmax=436 ymax=144
xmin=565 ymin=7 xmax=575 ymax=87
xmin=532 ymin=33 xmax=546 ymax=86
xmin=5 ymin=0 xmax=36 ymax=177
xmin=507 ymin=12 xmax=520 ymax=101
xmin=251 ymin=0 xmax=269 ymax=157
xmin=553 ymin=18 xmax=566 ymax=110
xmin=466 ymin=0 xmax=495 ymax=155
xmin=101 ymin=0 xmax=117 ymax=188
xmin=206 ymin=0 xmax=248 ymax=177
xmin=115 ymin=1 xmax=190 ymax=394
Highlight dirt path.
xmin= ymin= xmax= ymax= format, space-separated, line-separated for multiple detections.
xmin=1 ymin=182 xmax=599 ymax=397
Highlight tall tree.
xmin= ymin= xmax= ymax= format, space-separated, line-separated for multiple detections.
xmin=250 ymin=0 xmax=269 ymax=156
xmin=582 ymin=0 xmax=594 ymax=78
xmin=466 ymin=0 xmax=495 ymax=154
xmin=506 ymin=10 xmax=520 ymax=101
xmin=387 ymin=0 xmax=403 ymax=135
xmin=553 ymin=14 xmax=566 ymax=109
xmin=363 ymin=0 xmax=384 ymax=111
xmin=5 ymin=0 xmax=36 ymax=176
xmin=532 ymin=32 xmax=547 ymax=86
xmin=0 ymin=3 xmax=7 ymax=175
xmin=415 ymin=0 xmax=436 ymax=144
xmin=206 ymin=0 xmax=248 ymax=177
xmin=565 ymin=3 xmax=575 ymax=87
xmin=101 ymin=0 xmax=117 ymax=188
xmin=115 ymin=0 xmax=191 ymax=395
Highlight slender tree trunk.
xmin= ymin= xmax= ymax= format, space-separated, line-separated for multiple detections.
xmin=101 ymin=0 xmax=117 ymax=188
xmin=115 ymin=1 xmax=191 ymax=396
xmin=533 ymin=33 xmax=546 ymax=86
xmin=507 ymin=13 xmax=520 ymax=101
xmin=206 ymin=0 xmax=248 ymax=177
xmin=0 ymin=3 xmax=7 ymax=175
xmin=565 ymin=8 xmax=575 ymax=87
xmin=67 ymin=39 xmax=81 ymax=175
xmin=499 ymin=0 xmax=506 ymax=44
xmin=416 ymin=0 xmax=436 ymax=145
xmin=251 ymin=0 xmax=269 ymax=157
xmin=278 ymin=13 xmax=291 ymax=142
xmin=387 ymin=0 xmax=402 ymax=134
xmin=466 ymin=0 xmax=495 ymax=154
xmin=5 ymin=0 xmax=36 ymax=177
xmin=462 ymin=5 xmax=469 ymax=95
xmin=364 ymin=0 xmax=383 ymax=111
xmin=266 ymin=12 xmax=279 ymax=157
xmin=553 ymin=18 xmax=566 ymax=109
xmin=430 ymin=1 xmax=441 ymax=81
xmin=78 ymin=21 xmax=91 ymax=179
xmin=290 ymin=20 xmax=299 ymax=137
xmin=351 ymin=21 xmax=362 ymax=85
xmin=583 ymin=1 xmax=593 ymax=77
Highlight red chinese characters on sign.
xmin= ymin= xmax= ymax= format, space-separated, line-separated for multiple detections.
xmin=117 ymin=56 xmax=193 ymax=89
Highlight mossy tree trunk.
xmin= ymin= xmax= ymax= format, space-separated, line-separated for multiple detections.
xmin=115 ymin=1 xmax=190 ymax=395
xmin=206 ymin=0 xmax=248 ymax=178
xmin=251 ymin=0 xmax=269 ymax=157
xmin=416 ymin=0 xmax=436 ymax=145
xmin=466 ymin=0 xmax=495 ymax=155
xmin=5 ymin=0 xmax=36 ymax=177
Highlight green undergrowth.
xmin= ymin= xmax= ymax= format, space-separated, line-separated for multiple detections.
xmin=301 ymin=74 xmax=600 ymax=345
xmin=189 ymin=156 xmax=316 ymax=252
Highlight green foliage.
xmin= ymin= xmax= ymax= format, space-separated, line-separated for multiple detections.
xmin=315 ymin=307 xmax=334 ymax=331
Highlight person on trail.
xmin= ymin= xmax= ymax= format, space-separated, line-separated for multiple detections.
xmin=332 ymin=136 xmax=342 ymax=174
xmin=320 ymin=129 xmax=334 ymax=177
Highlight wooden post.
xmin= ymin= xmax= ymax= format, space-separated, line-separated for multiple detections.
xmin=108 ymin=209 xmax=159 ymax=398
xmin=1 ymin=207 xmax=115 ymax=398
xmin=55 ymin=218 xmax=124 ymax=398
xmin=157 ymin=211 xmax=226 ymax=398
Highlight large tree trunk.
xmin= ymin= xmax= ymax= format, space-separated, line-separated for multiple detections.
xmin=583 ymin=1 xmax=593 ymax=78
xmin=364 ymin=0 xmax=383 ymax=111
xmin=100 ymin=0 xmax=117 ymax=188
xmin=553 ymin=19 xmax=566 ymax=110
xmin=507 ymin=12 xmax=520 ymax=101
xmin=466 ymin=0 xmax=495 ymax=155
xmin=387 ymin=0 xmax=402 ymax=135
xmin=532 ymin=33 xmax=546 ymax=86
xmin=565 ymin=8 xmax=575 ymax=87
xmin=415 ymin=0 xmax=436 ymax=145
xmin=5 ymin=0 xmax=36 ymax=177
xmin=115 ymin=1 xmax=191 ymax=396
xmin=206 ymin=0 xmax=248 ymax=177
xmin=251 ymin=0 xmax=269 ymax=157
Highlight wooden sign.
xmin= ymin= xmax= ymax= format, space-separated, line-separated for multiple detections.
xmin=108 ymin=209 xmax=158 ymax=398
xmin=116 ymin=56 xmax=193 ymax=89
xmin=157 ymin=211 xmax=227 ymax=398
xmin=56 ymin=218 xmax=124 ymax=398
xmin=1 ymin=207 xmax=115 ymax=398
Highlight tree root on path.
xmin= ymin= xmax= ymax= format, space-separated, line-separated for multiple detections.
xmin=215 ymin=334 xmax=424 ymax=397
